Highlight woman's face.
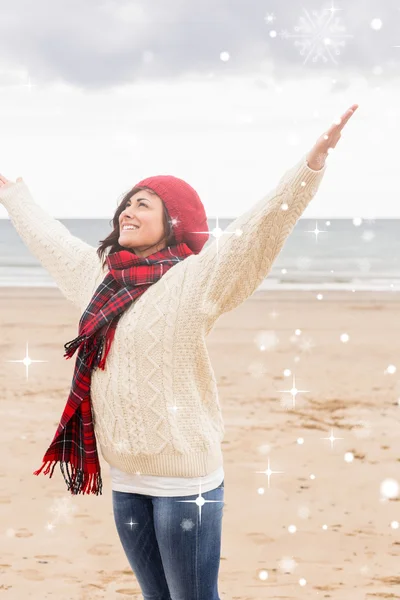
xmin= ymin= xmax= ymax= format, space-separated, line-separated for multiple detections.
xmin=118 ymin=189 xmax=167 ymax=258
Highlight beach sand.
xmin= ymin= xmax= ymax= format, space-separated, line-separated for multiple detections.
xmin=0 ymin=287 xmax=399 ymax=600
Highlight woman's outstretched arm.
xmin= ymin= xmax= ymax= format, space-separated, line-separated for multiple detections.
xmin=0 ymin=179 xmax=100 ymax=310
xmin=190 ymin=104 xmax=358 ymax=327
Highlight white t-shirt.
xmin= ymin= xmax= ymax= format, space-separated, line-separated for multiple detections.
xmin=110 ymin=464 xmax=224 ymax=497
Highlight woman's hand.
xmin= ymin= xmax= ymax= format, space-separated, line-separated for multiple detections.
xmin=0 ymin=175 xmax=23 ymax=189
xmin=306 ymin=103 xmax=359 ymax=170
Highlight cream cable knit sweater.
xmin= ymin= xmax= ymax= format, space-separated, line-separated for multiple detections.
xmin=0 ymin=155 xmax=327 ymax=477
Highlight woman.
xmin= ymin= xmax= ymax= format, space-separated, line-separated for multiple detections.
xmin=0 ymin=103 xmax=358 ymax=600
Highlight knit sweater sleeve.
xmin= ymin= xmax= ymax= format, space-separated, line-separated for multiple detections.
xmin=192 ymin=154 xmax=328 ymax=322
xmin=0 ymin=180 xmax=100 ymax=310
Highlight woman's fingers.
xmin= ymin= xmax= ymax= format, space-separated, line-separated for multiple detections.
xmin=337 ymin=104 xmax=358 ymax=131
xmin=0 ymin=175 xmax=22 ymax=187
xmin=325 ymin=104 xmax=358 ymax=138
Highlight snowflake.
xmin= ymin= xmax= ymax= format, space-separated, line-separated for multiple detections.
xmin=278 ymin=556 xmax=298 ymax=574
xmin=114 ymin=438 xmax=131 ymax=454
xmin=298 ymin=335 xmax=315 ymax=354
xmin=280 ymin=5 xmax=353 ymax=65
xmin=180 ymin=518 xmax=195 ymax=531
xmin=49 ymin=496 xmax=78 ymax=524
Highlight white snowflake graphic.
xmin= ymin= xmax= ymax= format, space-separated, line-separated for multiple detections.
xmin=280 ymin=4 xmax=353 ymax=65
xmin=49 ymin=496 xmax=78 ymax=524
xmin=181 ymin=517 xmax=195 ymax=531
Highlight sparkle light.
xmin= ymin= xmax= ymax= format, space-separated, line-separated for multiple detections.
xmin=256 ymin=457 xmax=284 ymax=489
xmin=125 ymin=518 xmax=138 ymax=530
xmin=380 ymin=478 xmax=399 ymax=500
xmin=278 ymin=373 xmax=310 ymax=409
xmin=258 ymin=569 xmax=269 ymax=581
xmin=187 ymin=214 xmax=241 ymax=261
xmin=321 ymin=428 xmax=344 ymax=450
xmin=305 ymin=220 xmax=328 ymax=243
xmin=391 ymin=521 xmax=399 ymax=529
xmin=168 ymin=402 xmax=182 ymax=414
xmin=370 ymin=18 xmax=383 ymax=30
xmin=340 ymin=333 xmax=350 ymax=343
xmin=220 ymin=51 xmax=230 ymax=62
xmin=299 ymin=578 xmax=307 ymax=586
xmin=297 ymin=437 xmax=304 ymax=445
xmin=5 ymin=341 xmax=48 ymax=380
xmin=176 ymin=485 xmax=224 ymax=527
xmin=385 ymin=364 xmax=397 ymax=375
xmin=288 ymin=524 xmax=297 ymax=533
xmin=18 ymin=74 xmax=37 ymax=92
xmin=344 ymin=451 xmax=354 ymax=463
xmin=317 ymin=293 xmax=323 ymax=300
xmin=264 ymin=12 xmax=276 ymax=24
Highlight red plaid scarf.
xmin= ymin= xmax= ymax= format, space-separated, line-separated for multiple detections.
xmin=33 ymin=243 xmax=194 ymax=495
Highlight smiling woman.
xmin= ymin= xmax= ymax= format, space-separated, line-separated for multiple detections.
xmin=97 ymin=185 xmax=176 ymax=266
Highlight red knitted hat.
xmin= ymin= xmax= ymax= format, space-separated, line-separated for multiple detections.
xmin=134 ymin=174 xmax=209 ymax=255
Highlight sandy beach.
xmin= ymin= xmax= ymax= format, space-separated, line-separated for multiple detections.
xmin=0 ymin=286 xmax=399 ymax=600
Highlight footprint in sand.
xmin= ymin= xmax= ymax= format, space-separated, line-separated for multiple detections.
xmin=19 ymin=569 xmax=46 ymax=581
xmin=15 ymin=528 xmax=33 ymax=538
xmin=105 ymin=581 xmax=141 ymax=598
xmin=33 ymin=554 xmax=59 ymax=564
xmin=88 ymin=543 xmax=114 ymax=556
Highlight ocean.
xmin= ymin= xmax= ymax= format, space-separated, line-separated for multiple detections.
xmin=0 ymin=217 xmax=399 ymax=291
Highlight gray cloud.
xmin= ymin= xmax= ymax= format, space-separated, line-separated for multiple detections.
xmin=0 ymin=0 xmax=398 ymax=90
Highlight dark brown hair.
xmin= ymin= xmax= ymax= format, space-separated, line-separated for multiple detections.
xmin=97 ymin=186 xmax=176 ymax=270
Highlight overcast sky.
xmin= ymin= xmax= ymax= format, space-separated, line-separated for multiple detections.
xmin=0 ymin=0 xmax=399 ymax=218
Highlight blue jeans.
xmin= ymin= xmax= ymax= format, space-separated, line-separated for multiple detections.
xmin=112 ymin=479 xmax=224 ymax=600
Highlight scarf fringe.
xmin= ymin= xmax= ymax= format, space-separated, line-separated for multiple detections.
xmin=97 ymin=328 xmax=116 ymax=370
xmin=64 ymin=333 xmax=106 ymax=371
xmin=33 ymin=460 xmax=103 ymax=495
xmin=64 ymin=333 xmax=87 ymax=359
